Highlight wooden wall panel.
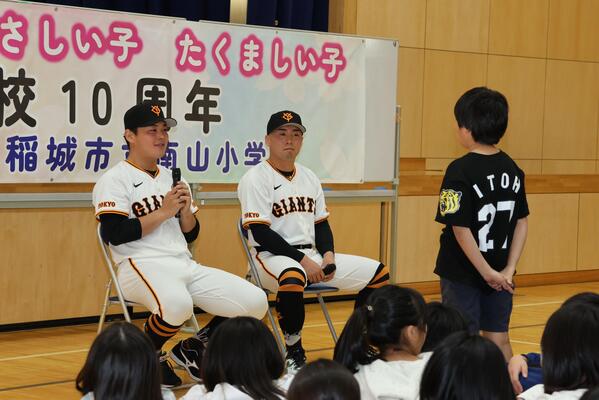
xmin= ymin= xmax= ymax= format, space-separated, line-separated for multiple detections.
xmin=193 ymin=205 xmax=247 ymax=277
xmin=577 ymin=193 xmax=599 ymax=270
xmin=513 ymin=160 xmax=543 ymax=175
xmin=487 ymin=56 xmax=545 ymax=159
xmin=425 ymin=0 xmax=490 ymax=53
xmin=328 ymin=0 xmax=357 ymax=34
xmin=398 ymin=47 xmax=424 ymax=157
xmin=356 ymin=0 xmax=426 ymax=48
xmin=543 ymin=60 xmax=599 ymax=160
xmin=421 ymin=50 xmax=487 ymax=158
xmin=541 ymin=160 xmax=597 ymax=175
xmin=488 ymin=0 xmax=549 ymax=58
xmin=0 ymin=208 xmax=107 ymax=325
xmin=517 ymin=194 xmax=579 ymax=274
xmin=547 ymin=0 xmax=599 ymax=62
xmin=396 ymin=195 xmax=440 ymax=283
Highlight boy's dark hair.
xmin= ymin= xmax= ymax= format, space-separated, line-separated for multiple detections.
xmin=76 ymin=322 xmax=162 ymax=400
xmin=201 ymin=317 xmax=285 ymax=400
xmin=287 ymin=359 xmax=360 ymax=400
xmin=542 ymin=298 xmax=599 ymax=393
xmin=454 ymin=86 xmax=509 ymax=145
xmin=420 ymin=331 xmax=515 ymax=400
xmin=421 ymin=301 xmax=468 ymax=352
xmin=333 ymin=285 xmax=426 ymax=373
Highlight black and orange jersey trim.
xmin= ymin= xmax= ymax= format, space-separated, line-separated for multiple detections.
xmin=128 ymin=258 xmax=164 ymax=318
xmin=315 ymin=216 xmax=329 ymax=224
xmin=125 ymin=159 xmax=161 ymax=178
xmin=95 ymin=210 xmax=130 ymax=221
xmin=267 ymin=159 xmax=296 ymax=181
xmin=255 ymin=252 xmax=278 ymax=281
xmin=242 ymin=220 xmax=271 ymax=230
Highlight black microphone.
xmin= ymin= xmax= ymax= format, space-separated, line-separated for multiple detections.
xmin=172 ymin=168 xmax=181 ymax=218
xmin=323 ymin=263 xmax=336 ymax=276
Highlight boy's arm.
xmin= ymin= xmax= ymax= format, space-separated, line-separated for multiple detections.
xmin=452 ymin=226 xmax=514 ymax=293
xmin=501 ymin=217 xmax=528 ymax=284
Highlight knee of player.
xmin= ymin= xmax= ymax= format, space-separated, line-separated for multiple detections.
xmin=278 ymin=267 xmax=307 ymax=293
xmin=160 ymin=295 xmax=194 ymax=326
xmin=245 ymin=288 xmax=269 ymax=319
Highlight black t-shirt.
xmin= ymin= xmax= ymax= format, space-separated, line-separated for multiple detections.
xmin=434 ymin=151 xmax=529 ymax=289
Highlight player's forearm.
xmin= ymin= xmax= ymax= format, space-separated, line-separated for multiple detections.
xmin=506 ymin=217 xmax=528 ymax=269
xmin=139 ymin=209 xmax=171 ymax=236
xmin=315 ymin=220 xmax=335 ymax=255
xmin=179 ymin=210 xmax=197 ymax=233
xmin=249 ymin=223 xmax=305 ymax=262
xmin=452 ymin=225 xmax=494 ymax=278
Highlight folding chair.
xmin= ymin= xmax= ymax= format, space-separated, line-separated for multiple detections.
xmin=236 ymin=221 xmax=339 ymax=354
xmin=96 ymin=224 xmax=200 ymax=333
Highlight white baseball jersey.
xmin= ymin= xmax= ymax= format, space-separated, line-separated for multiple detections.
xmin=238 ymin=160 xmax=329 ymax=247
xmin=93 ymin=160 xmax=198 ymax=264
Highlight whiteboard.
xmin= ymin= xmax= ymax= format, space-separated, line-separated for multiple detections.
xmin=363 ymin=38 xmax=398 ymax=182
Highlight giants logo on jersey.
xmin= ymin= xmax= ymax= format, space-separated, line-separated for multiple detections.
xmin=272 ymin=196 xmax=315 ymax=218
xmin=132 ymin=195 xmax=165 ymax=217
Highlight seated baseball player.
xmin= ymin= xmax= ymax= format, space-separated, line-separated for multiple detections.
xmin=93 ymin=102 xmax=268 ymax=386
xmin=237 ymin=110 xmax=389 ymax=371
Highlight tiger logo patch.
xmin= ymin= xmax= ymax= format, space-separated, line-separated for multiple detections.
xmin=439 ymin=189 xmax=462 ymax=216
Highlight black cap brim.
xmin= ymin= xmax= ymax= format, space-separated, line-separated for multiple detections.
xmin=136 ymin=117 xmax=178 ymax=129
xmin=270 ymin=122 xmax=306 ymax=134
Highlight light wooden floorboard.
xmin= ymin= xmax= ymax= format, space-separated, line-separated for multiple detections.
xmin=0 ymin=282 xmax=597 ymax=399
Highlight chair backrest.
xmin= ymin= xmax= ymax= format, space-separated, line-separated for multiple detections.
xmin=236 ymin=220 xmax=269 ymax=291
xmin=96 ymin=224 xmax=130 ymax=302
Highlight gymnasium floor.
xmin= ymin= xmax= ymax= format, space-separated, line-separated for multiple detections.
xmin=1 ymin=281 xmax=598 ymax=399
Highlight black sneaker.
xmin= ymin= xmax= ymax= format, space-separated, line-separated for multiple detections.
xmin=169 ymin=337 xmax=204 ymax=382
xmin=285 ymin=342 xmax=306 ymax=373
xmin=159 ymin=351 xmax=182 ymax=388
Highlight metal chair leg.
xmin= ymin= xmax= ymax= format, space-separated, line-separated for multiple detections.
xmin=266 ymin=307 xmax=285 ymax=354
xmin=97 ymin=279 xmax=113 ymax=333
xmin=318 ymin=294 xmax=338 ymax=342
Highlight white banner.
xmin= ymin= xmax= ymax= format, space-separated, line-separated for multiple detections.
xmin=0 ymin=2 xmax=366 ymax=183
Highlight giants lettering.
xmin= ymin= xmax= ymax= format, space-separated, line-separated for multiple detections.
xmin=272 ymin=196 xmax=315 ymax=218
xmin=132 ymin=195 xmax=164 ymax=218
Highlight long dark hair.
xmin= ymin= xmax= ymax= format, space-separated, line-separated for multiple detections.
xmin=421 ymin=301 xmax=467 ymax=352
xmin=542 ymin=298 xmax=599 ymax=393
xmin=201 ymin=316 xmax=285 ymax=399
xmin=287 ymin=359 xmax=360 ymax=400
xmin=420 ymin=331 xmax=514 ymax=400
xmin=76 ymin=322 xmax=162 ymax=400
xmin=333 ymin=285 xmax=426 ymax=372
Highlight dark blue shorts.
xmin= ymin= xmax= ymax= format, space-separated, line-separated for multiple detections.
xmin=440 ymin=278 xmax=513 ymax=333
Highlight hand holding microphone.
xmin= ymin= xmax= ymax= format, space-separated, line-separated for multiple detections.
xmin=172 ymin=168 xmax=181 ymax=218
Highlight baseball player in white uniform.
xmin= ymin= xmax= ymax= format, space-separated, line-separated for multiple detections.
xmin=237 ymin=110 xmax=389 ymax=370
xmin=93 ymin=102 xmax=268 ymax=386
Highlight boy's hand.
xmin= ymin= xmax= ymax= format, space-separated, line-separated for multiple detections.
xmin=484 ymin=269 xmax=514 ymax=293
xmin=508 ymin=354 xmax=528 ymax=394
xmin=500 ymin=265 xmax=516 ymax=288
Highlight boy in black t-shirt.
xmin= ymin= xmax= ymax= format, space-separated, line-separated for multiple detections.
xmin=434 ymin=87 xmax=529 ymax=361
